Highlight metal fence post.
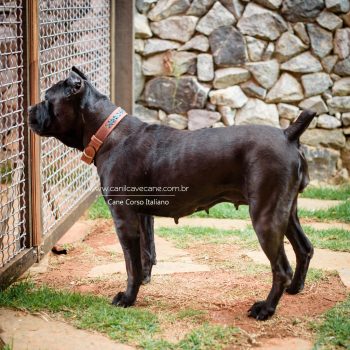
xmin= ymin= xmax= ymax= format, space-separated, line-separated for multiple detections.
xmin=112 ymin=0 xmax=135 ymax=114
xmin=27 ymin=0 xmax=42 ymax=248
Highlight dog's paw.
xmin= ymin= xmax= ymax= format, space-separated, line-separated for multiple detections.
xmin=286 ymin=281 xmax=304 ymax=295
xmin=111 ymin=292 xmax=135 ymax=307
xmin=248 ymin=301 xmax=275 ymax=321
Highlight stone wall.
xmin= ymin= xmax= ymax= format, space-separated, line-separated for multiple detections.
xmin=134 ymin=0 xmax=350 ymax=183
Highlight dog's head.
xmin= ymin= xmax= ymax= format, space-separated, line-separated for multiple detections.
xmin=28 ymin=66 xmax=90 ymax=149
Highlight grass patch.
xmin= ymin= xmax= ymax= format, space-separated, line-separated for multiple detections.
xmin=177 ymin=309 xmax=207 ymax=323
xmin=3 ymin=344 xmax=13 ymax=350
xmin=299 ymin=200 xmax=350 ymax=223
xmin=191 ymin=201 xmax=350 ymax=223
xmin=89 ymin=195 xmax=350 ymax=223
xmin=141 ymin=324 xmax=239 ymax=350
xmin=312 ymin=295 xmax=350 ymax=349
xmin=157 ymin=225 xmax=349 ymax=253
xmin=88 ymin=199 xmax=251 ymax=221
xmin=304 ymin=226 xmax=350 ymax=252
xmin=0 ymin=281 xmax=158 ymax=344
xmin=0 ymin=283 xmax=240 ymax=349
xmin=192 ymin=201 xmax=350 ymax=223
xmin=156 ymin=226 xmax=258 ymax=249
xmin=88 ymin=196 xmax=111 ymax=219
xmin=301 ymin=185 xmax=350 ymax=201
xmin=191 ymin=203 xmax=250 ymax=220
xmin=306 ymin=268 xmax=327 ymax=283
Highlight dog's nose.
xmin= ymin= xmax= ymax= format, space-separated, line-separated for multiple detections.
xmin=28 ymin=106 xmax=33 ymax=113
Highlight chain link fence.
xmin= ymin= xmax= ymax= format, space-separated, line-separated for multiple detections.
xmin=39 ymin=0 xmax=110 ymax=234
xmin=0 ymin=0 xmax=113 ymax=273
xmin=0 ymin=0 xmax=26 ymax=268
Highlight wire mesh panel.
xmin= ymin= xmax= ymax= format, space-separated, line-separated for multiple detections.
xmin=39 ymin=0 xmax=110 ymax=234
xmin=0 ymin=0 xmax=27 ymax=267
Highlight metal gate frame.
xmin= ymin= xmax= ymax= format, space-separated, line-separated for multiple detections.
xmin=0 ymin=0 xmax=134 ymax=289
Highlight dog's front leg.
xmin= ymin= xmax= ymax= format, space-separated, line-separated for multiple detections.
xmin=111 ymin=209 xmax=143 ymax=307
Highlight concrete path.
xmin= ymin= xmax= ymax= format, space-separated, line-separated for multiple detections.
xmin=0 ymin=309 xmax=134 ymax=350
xmin=298 ymin=198 xmax=342 ymax=210
xmin=155 ymin=217 xmax=249 ymax=230
xmin=257 ymin=337 xmax=312 ymax=350
xmin=245 ymin=246 xmax=350 ymax=288
xmin=88 ymin=234 xmax=210 ymax=278
xmin=154 ymin=214 xmax=350 ymax=288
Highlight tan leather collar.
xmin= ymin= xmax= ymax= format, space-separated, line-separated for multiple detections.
xmin=81 ymin=107 xmax=127 ymax=165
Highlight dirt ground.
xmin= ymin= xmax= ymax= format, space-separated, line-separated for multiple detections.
xmin=30 ymin=218 xmax=348 ymax=348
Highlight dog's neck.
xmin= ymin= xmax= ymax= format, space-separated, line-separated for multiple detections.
xmin=80 ymin=88 xmax=118 ymax=151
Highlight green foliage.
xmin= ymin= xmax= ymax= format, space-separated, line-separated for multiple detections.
xmin=89 ymin=193 xmax=350 ymax=224
xmin=141 ymin=324 xmax=239 ymax=350
xmin=0 ymin=282 xmax=240 ymax=349
xmin=176 ymin=309 xmax=207 ymax=322
xmin=191 ymin=203 xmax=250 ymax=220
xmin=88 ymin=196 xmax=111 ymax=219
xmin=0 ymin=282 xmax=158 ymax=344
xmin=157 ymin=225 xmax=349 ymax=253
xmin=301 ymin=185 xmax=350 ymax=201
xmin=312 ymin=296 xmax=350 ymax=349
xmin=300 ymin=201 xmax=350 ymax=223
xmin=306 ymin=268 xmax=327 ymax=283
xmin=304 ymin=226 xmax=350 ymax=252
xmin=156 ymin=226 xmax=258 ymax=249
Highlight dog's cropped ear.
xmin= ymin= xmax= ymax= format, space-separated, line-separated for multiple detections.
xmin=72 ymin=66 xmax=88 ymax=80
xmin=66 ymin=71 xmax=84 ymax=95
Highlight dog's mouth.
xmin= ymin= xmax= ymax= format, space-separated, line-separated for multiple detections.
xmin=28 ymin=105 xmax=51 ymax=136
xmin=29 ymin=122 xmax=46 ymax=136
xmin=29 ymin=121 xmax=52 ymax=137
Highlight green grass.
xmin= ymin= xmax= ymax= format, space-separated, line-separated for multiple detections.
xmin=192 ymin=201 xmax=350 ymax=223
xmin=156 ymin=226 xmax=259 ymax=249
xmin=157 ymin=225 xmax=350 ymax=253
xmin=176 ymin=308 xmax=207 ymax=322
xmin=299 ymin=200 xmax=350 ymax=223
xmin=301 ymin=185 xmax=350 ymax=201
xmin=312 ymin=295 xmax=350 ymax=349
xmin=88 ymin=198 xmax=250 ymax=220
xmin=306 ymin=268 xmax=327 ymax=283
xmin=0 ymin=282 xmax=240 ymax=349
xmin=141 ymin=324 xmax=239 ymax=350
xmin=191 ymin=203 xmax=250 ymax=220
xmin=0 ymin=281 xmax=158 ymax=344
xmin=88 ymin=196 xmax=111 ymax=219
xmin=191 ymin=200 xmax=350 ymax=223
xmin=190 ymin=200 xmax=350 ymax=223
xmin=89 ymin=194 xmax=350 ymax=223
xmin=304 ymin=226 xmax=350 ymax=252
xmin=2 ymin=344 xmax=13 ymax=350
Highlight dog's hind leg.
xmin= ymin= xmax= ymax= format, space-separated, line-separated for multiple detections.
xmin=285 ymin=199 xmax=314 ymax=295
xmin=111 ymin=209 xmax=143 ymax=307
xmin=139 ymin=214 xmax=156 ymax=284
xmin=248 ymin=200 xmax=292 ymax=320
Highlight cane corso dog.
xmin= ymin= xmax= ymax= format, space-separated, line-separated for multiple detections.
xmin=29 ymin=67 xmax=316 ymax=320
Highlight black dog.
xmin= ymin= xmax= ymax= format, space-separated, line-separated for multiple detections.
xmin=29 ymin=67 xmax=316 ymax=320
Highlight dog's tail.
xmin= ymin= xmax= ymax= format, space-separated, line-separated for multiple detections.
xmin=284 ymin=110 xmax=316 ymax=142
